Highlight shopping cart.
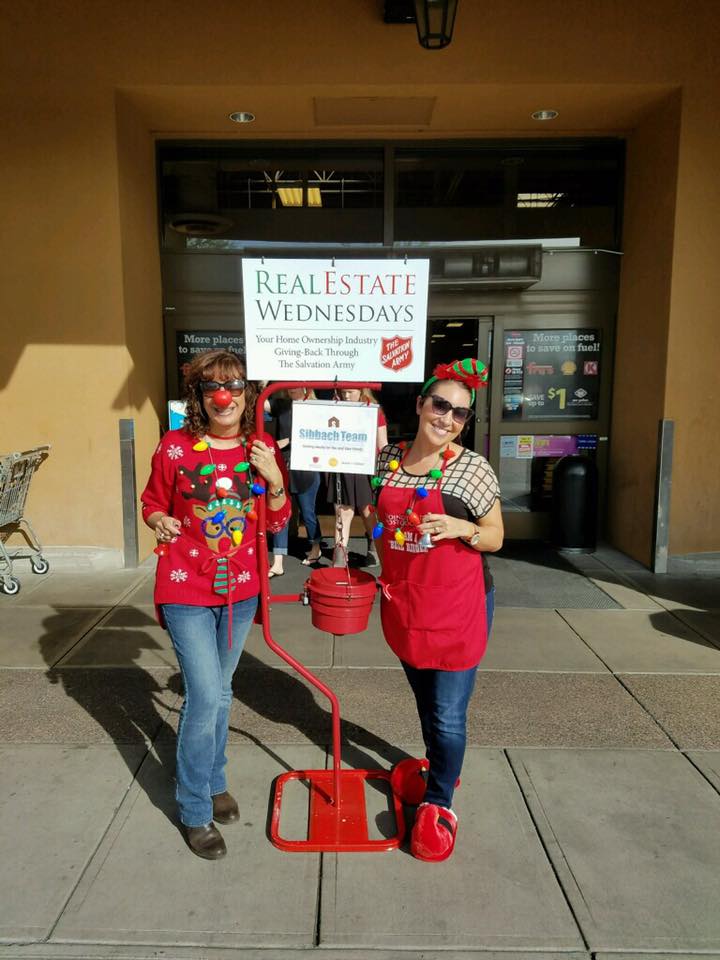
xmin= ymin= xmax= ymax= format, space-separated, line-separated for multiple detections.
xmin=0 ymin=445 xmax=51 ymax=596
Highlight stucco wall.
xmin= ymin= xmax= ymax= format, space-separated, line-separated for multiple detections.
xmin=609 ymin=92 xmax=681 ymax=564
xmin=115 ymin=94 xmax=165 ymax=558
xmin=664 ymin=79 xmax=720 ymax=555
xmin=0 ymin=87 xmax=130 ymax=548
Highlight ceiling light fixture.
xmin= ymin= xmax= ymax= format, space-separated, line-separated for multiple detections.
xmin=531 ymin=109 xmax=558 ymax=121
xmin=277 ymin=187 xmax=322 ymax=207
xmin=229 ymin=111 xmax=256 ymax=124
xmin=414 ymin=0 xmax=458 ymax=49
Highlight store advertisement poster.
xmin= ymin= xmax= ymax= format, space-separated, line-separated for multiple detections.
xmin=290 ymin=401 xmax=379 ymax=475
xmin=500 ymin=436 xmax=519 ymax=458
xmin=502 ymin=329 xmax=601 ymax=421
xmin=176 ymin=331 xmax=245 ymax=389
xmin=532 ymin=435 xmax=578 ymax=457
xmin=517 ymin=436 xmax=534 ymax=459
xmin=241 ymin=258 xmax=429 ymax=382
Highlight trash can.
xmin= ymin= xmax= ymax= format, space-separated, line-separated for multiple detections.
xmin=551 ymin=455 xmax=598 ymax=553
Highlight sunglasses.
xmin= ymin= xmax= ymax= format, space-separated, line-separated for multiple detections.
xmin=425 ymin=394 xmax=474 ymax=424
xmin=199 ymin=379 xmax=246 ymax=395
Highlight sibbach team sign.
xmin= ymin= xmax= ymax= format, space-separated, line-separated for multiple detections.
xmin=241 ymin=258 xmax=429 ymax=382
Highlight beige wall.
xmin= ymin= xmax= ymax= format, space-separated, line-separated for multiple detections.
xmin=1 ymin=0 xmax=719 ymax=563
xmin=664 ymin=79 xmax=720 ymax=555
xmin=608 ymin=92 xmax=681 ymax=564
xmin=0 ymin=87 xmax=130 ymax=548
xmin=115 ymin=94 xmax=165 ymax=558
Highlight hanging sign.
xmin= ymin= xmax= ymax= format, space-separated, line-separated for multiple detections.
xmin=290 ymin=401 xmax=379 ymax=475
xmin=241 ymin=258 xmax=429 ymax=382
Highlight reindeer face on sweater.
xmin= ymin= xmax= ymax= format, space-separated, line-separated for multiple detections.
xmin=178 ymin=463 xmax=252 ymax=553
xmin=192 ymin=497 xmax=249 ymax=554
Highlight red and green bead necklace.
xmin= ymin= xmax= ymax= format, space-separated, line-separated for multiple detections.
xmin=369 ymin=442 xmax=454 ymax=546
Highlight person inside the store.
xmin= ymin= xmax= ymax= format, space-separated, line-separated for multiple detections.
xmin=326 ymin=386 xmax=388 ymax=567
xmin=141 ymin=349 xmax=290 ymax=860
xmin=372 ymin=358 xmax=503 ymax=862
xmin=266 ymin=385 xmax=323 ymax=577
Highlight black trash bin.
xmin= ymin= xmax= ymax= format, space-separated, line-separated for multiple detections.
xmin=551 ymin=455 xmax=598 ymax=553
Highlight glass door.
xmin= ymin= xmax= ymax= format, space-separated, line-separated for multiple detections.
xmin=428 ymin=317 xmax=493 ymax=459
xmin=488 ymin=313 xmax=613 ymax=540
xmin=381 ymin=317 xmax=493 ymax=455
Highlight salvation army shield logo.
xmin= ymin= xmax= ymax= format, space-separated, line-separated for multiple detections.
xmin=380 ymin=336 xmax=413 ymax=372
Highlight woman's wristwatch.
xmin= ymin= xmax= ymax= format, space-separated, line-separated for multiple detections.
xmin=463 ymin=524 xmax=482 ymax=547
xmin=269 ymin=484 xmax=285 ymax=498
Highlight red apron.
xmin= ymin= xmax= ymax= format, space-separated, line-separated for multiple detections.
xmin=377 ymin=483 xmax=487 ymax=671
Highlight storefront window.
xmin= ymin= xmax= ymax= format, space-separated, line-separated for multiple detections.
xmin=159 ymin=138 xmax=624 ymax=250
xmin=160 ymin=147 xmax=384 ymax=246
xmin=394 ymin=141 xmax=623 ymax=247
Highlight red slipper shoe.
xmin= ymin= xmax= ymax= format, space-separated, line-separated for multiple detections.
xmin=410 ymin=803 xmax=458 ymax=862
xmin=390 ymin=757 xmax=429 ymax=805
xmin=390 ymin=758 xmax=461 ymax=806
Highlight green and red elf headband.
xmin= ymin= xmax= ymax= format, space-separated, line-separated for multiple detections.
xmin=421 ymin=358 xmax=489 ymax=404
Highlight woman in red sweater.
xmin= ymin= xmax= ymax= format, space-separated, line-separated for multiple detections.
xmin=141 ymin=350 xmax=290 ymax=860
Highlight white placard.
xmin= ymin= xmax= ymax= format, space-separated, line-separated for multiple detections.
xmin=500 ymin=436 xmax=518 ymax=458
xmin=290 ymin=401 xmax=379 ymax=475
xmin=242 ymin=258 xmax=429 ymax=382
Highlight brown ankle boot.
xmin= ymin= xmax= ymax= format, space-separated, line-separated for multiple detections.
xmin=183 ymin=822 xmax=226 ymax=859
xmin=212 ymin=790 xmax=240 ymax=824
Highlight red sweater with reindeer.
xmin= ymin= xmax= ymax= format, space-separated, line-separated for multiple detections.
xmin=141 ymin=428 xmax=290 ymax=610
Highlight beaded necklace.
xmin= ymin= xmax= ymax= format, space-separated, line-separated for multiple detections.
xmin=191 ymin=436 xmax=266 ymax=549
xmin=369 ymin=442 xmax=454 ymax=547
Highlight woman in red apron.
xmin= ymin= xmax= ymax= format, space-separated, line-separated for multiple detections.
xmin=373 ymin=359 xmax=503 ymax=862
xmin=141 ymin=350 xmax=290 ymax=860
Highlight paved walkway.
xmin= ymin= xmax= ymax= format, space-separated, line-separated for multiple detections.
xmin=1 ymin=543 xmax=719 ymax=958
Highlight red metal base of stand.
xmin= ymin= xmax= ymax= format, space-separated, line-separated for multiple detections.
xmin=270 ymin=769 xmax=406 ymax=852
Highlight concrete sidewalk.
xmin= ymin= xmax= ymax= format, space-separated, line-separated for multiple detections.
xmin=1 ymin=543 xmax=719 ymax=958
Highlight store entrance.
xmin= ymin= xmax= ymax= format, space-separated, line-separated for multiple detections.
xmin=161 ymin=249 xmax=619 ymax=542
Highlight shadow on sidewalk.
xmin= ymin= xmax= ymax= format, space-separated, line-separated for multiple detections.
xmin=36 ymin=606 xmax=407 ymax=834
xmin=231 ymin=650 xmax=407 ymax=772
xmin=39 ymin=607 xmax=180 ymax=828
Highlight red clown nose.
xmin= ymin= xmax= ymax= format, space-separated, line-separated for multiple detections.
xmin=212 ymin=388 xmax=234 ymax=408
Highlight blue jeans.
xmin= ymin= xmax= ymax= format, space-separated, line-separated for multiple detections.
xmin=161 ymin=597 xmax=257 ymax=827
xmin=271 ymin=474 xmax=321 ymax=555
xmin=400 ymin=587 xmax=495 ymax=809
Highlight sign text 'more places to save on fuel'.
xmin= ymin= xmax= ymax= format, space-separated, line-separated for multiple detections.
xmin=241 ymin=258 xmax=430 ymax=383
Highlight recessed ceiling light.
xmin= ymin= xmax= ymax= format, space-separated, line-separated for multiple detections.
xmin=229 ymin=111 xmax=255 ymax=124
xmin=532 ymin=109 xmax=558 ymax=121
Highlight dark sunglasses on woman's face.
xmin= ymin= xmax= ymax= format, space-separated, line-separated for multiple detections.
xmin=426 ymin=394 xmax=474 ymax=424
xmin=199 ymin=379 xmax=246 ymax=395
